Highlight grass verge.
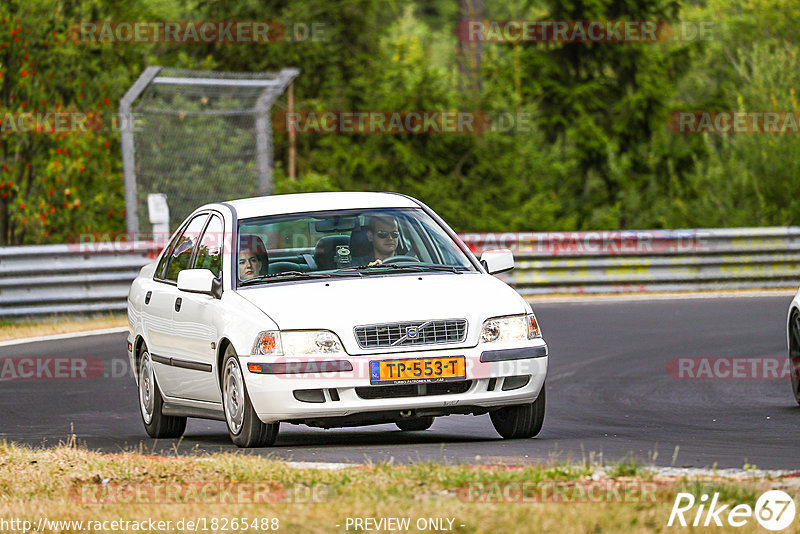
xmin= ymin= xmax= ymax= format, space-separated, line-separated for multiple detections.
xmin=0 ymin=313 xmax=127 ymax=342
xmin=0 ymin=441 xmax=794 ymax=533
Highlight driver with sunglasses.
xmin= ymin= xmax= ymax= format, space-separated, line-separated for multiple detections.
xmin=354 ymin=214 xmax=415 ymax=267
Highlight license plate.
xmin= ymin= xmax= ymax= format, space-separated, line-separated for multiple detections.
xmin=369 ymin=356 xmax=466 ymax=385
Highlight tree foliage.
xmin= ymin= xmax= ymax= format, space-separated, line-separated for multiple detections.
xmin=2 ymin=0 xmax=800 ymax=244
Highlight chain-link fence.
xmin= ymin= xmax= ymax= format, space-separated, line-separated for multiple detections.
xmin=120 ymin=66 xmax=299 ymax=234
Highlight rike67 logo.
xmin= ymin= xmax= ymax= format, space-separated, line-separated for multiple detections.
xmin=668 ymin=490 xmax=795 ymax=531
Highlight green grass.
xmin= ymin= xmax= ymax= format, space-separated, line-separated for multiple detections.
xmin=0 ymin=440 xmax=787 ymax=534
xmin=0 ymin=313 xmax=126 ymax=341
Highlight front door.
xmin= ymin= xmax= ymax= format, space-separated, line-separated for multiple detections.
xmin=152 ymin=213 xmax=208 ymax=398
xmin=170 ymin=214 xmax=225 ymax=403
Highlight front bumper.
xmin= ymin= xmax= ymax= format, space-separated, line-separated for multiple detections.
xmin=240 ymin=341 xmax=548 ymax=424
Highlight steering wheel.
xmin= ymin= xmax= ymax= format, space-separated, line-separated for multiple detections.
xmin=381 ymin=255 xmax=420 ymax=264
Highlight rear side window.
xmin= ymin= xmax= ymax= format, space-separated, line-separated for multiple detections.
xmin=164 ymin=214 xmax=209 ymax=282
xmin=194 ymin=215 xmax=224 ymax=277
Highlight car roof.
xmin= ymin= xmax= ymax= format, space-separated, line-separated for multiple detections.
xmin=202 ymin=191 xmax=420 ymax=220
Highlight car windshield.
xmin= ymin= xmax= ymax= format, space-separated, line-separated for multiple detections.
xmin=236 ymin=207 xmax=476 ymax=285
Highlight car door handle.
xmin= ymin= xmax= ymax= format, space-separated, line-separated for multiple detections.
xmin=145 ymin=291 xmax=152 ymax=305
xmin=174 ymin=297 xmax=182 ymax=312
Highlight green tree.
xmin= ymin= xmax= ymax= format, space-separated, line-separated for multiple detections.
xmin=0 ymin=0 xmax=172 ymax=244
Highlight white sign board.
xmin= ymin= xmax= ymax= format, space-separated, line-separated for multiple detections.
xmin=147 ymin=193 xmax=170 ymax=235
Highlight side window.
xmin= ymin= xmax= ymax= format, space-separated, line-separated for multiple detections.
xmin=165 ymin=214 xmax=209 ymax=282
xmin=155 ymin=244 xmax=173 ymax=280
xmin=155 ymin=226 xmax=191 ymax=280
xmin=155 ymin=227 xmax=187 ymax=279
xmin=194 ymin=215 xmax=224 ymax=277
xmin=395 ymin=217 xmax=416 ymax=256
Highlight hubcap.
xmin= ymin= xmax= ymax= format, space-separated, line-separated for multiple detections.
xmin=223 ymin=357 xmax=245 ymax=435
xmin=139 ymin=352 xmax=155 ymax=424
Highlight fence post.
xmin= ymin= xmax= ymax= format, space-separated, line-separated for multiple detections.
xmin=119 ymin=66 xmax=162 ymax=235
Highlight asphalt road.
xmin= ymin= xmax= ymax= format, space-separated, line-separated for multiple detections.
xmin=2 ymin=295 xmax=798 ymax=470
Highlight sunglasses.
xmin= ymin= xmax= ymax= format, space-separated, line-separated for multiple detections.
xmin=375 ymin=231 xmax=399 ymax=239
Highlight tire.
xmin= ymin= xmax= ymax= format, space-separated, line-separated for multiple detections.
xmin=490 ymin=382 xmax=546 ymax=439
xmin=396 ymin=416 xmax=434 ymax=431
xmin=789 ymin=311 xmax=800 ymax=405
xmin=138 ymin=345 xmax=187 ymax=439
xmin=221 ymin=345 xmax=279 ymax=447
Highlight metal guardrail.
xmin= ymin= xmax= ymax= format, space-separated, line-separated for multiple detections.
xmin=462 ymin=227 xmax=800 ymax=295
xmin=0 ymin=242 xmax=160 ymax=318
xmin=1 ymin=227 xmax=798 ymax=317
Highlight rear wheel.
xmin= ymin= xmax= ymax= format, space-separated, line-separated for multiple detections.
xmin=138 ymin=345 xmax=186 ymax=439
xmin=222 ymin=345 xmax=279 ymax=447
xmin=396 ymin=416 xmax=434 ymax=431
xmin=490 ymin=382 xmax=546 ymax=439
xmin=789 ymin=312 xmax=800 ymax=405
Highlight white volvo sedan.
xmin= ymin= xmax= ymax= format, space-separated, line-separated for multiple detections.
xmin=127 ymin=192 xmax=548 ymax=447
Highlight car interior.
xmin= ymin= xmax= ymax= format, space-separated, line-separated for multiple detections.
xmin=238 ymin=215 xmax=421 ymax=278
xmin=230 ymin=207 xmax=479 ymax=282
xmin=263 ymin=225 xmax=413 ymax=275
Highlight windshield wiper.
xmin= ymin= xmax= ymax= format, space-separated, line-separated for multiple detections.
xmin=239 ymin=271 xmax=339 ymax=286
xmin=415 ymin=264 xmax=466 ymax=273
xmin=336 ymin=263 xmax=465 ymax=274
xmin=240 ymin=264 xmax=468 ymax=285
xmin=336 ymin=263 xmax=423 ymax=273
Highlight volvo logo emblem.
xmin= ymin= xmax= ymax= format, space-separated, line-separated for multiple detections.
xmin=406 ymin=326 xmax=419 ymax=338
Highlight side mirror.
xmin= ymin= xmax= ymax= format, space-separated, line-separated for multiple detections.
xmin=480 ymin=249 xmax=514 ymax=274
xmin=177 ymin=269 xmax=222 ymax=298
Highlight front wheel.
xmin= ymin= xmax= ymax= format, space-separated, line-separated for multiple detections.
xmin=138 ymin=346 xmax=186 ymax=439
xmin=490 ymin=382 xmax=545 ymax=439
xmin=222 ymin=345 xmax=279 ymax=447
xmin=789 ymin=312 xmax=800 ymax=405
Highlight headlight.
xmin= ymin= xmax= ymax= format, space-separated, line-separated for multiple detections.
xmin=252 ymin=330 xmax=345 ymax=356
xmin=283 ymin=331 xmax=344 ymax=355
xmin=480 ymin=314 xmax=541 ymax=343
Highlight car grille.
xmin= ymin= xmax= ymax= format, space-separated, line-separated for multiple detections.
xmin=354 ymin=319 xmax=467 ymax=349
xmin=355 ymin=380 xmax=473 ymax=400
